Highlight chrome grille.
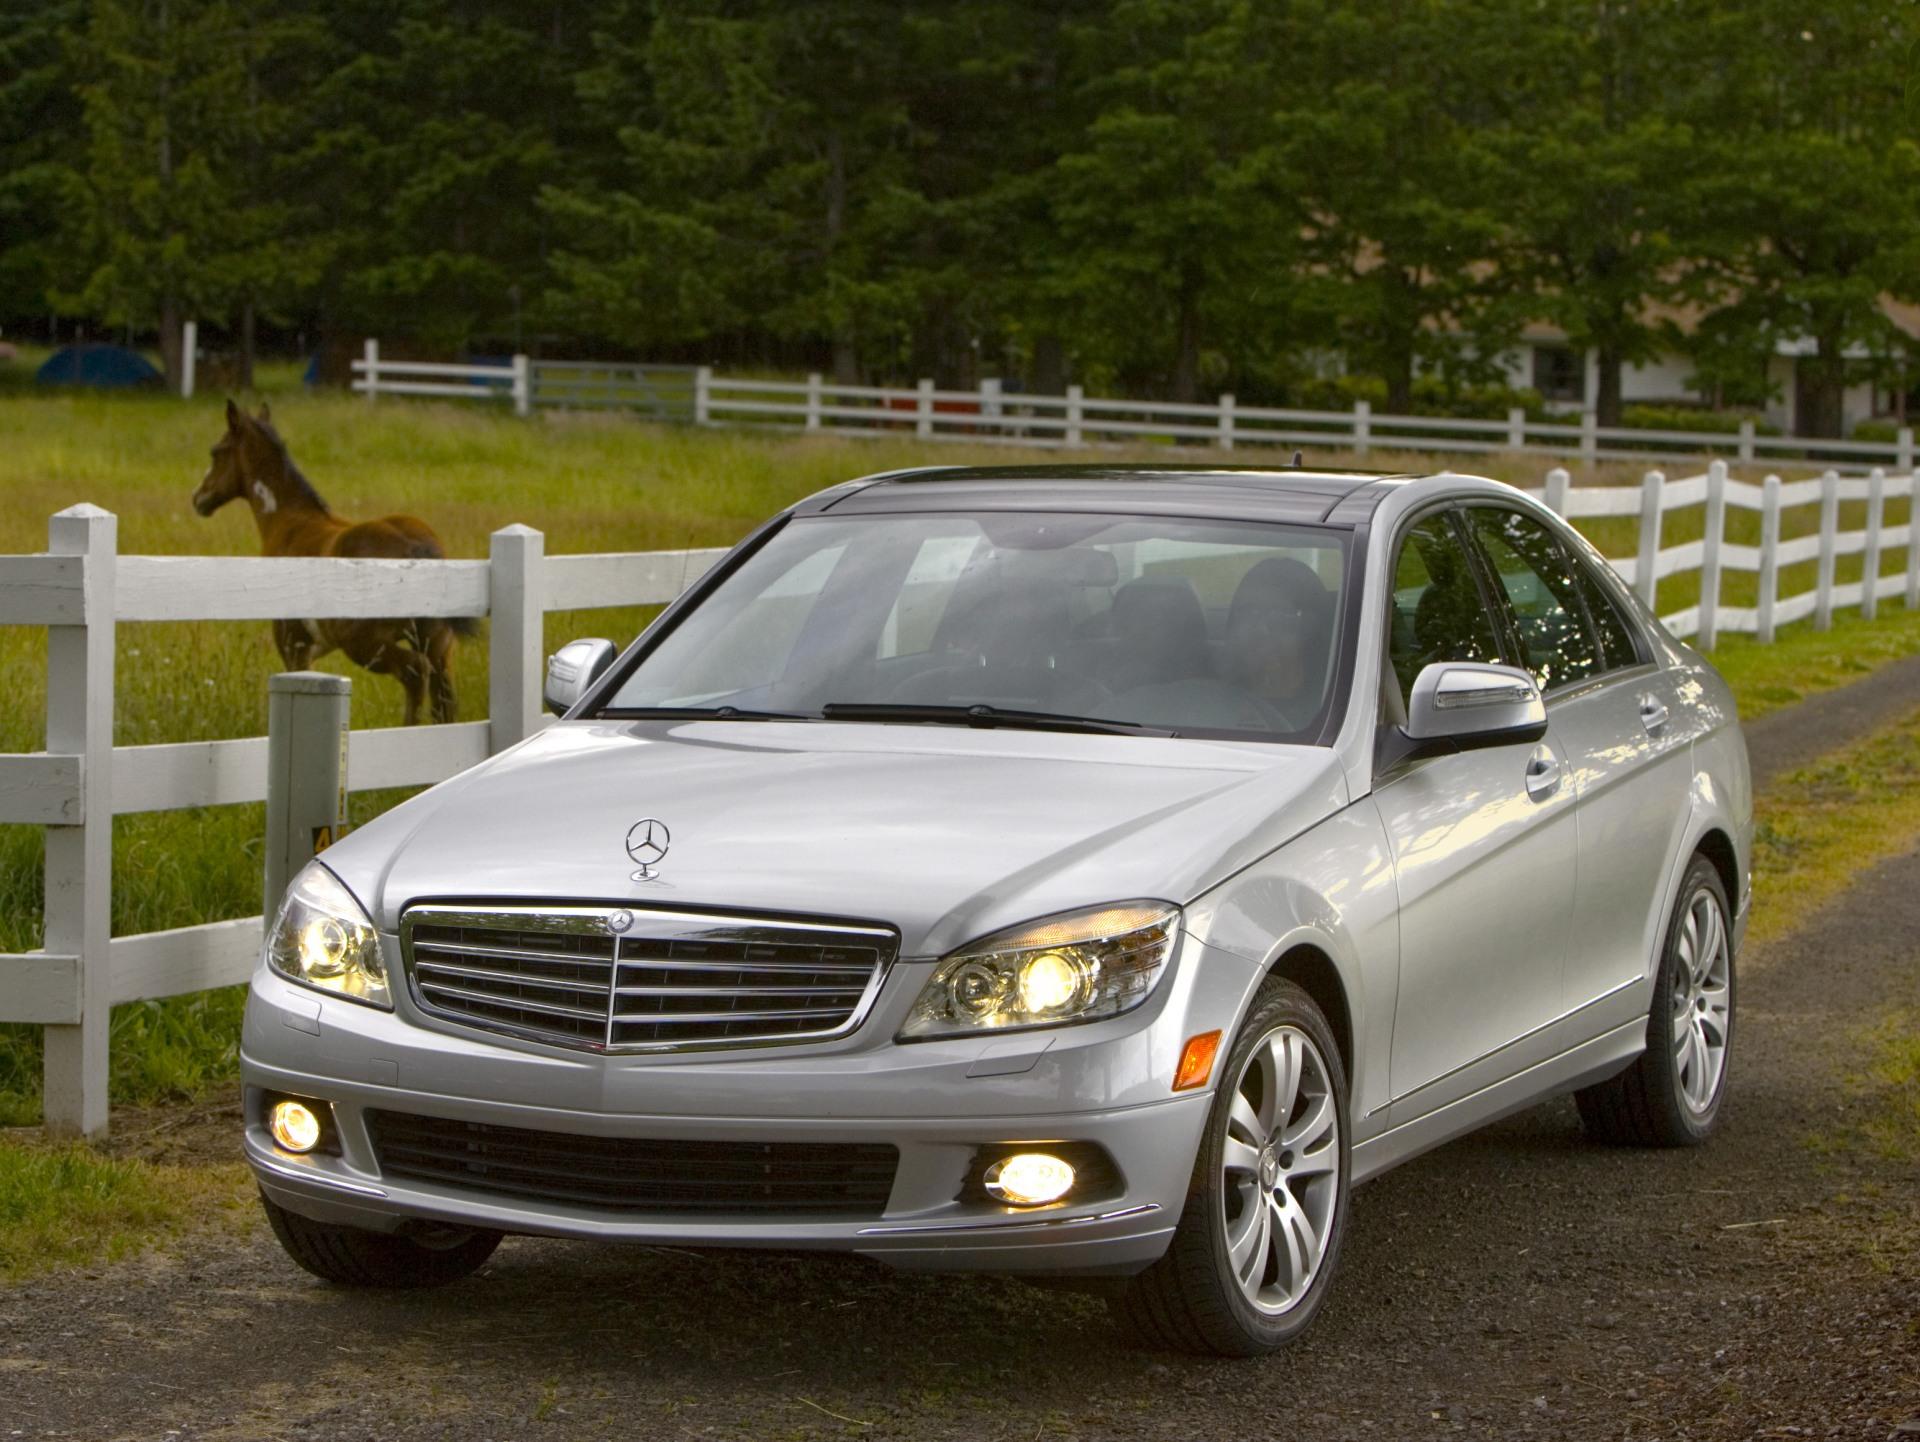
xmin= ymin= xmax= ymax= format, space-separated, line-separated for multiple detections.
xmin=400 ymin=905 xmax=895 ymax=1053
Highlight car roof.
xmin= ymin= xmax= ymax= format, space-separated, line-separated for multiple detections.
xmin=802 ymin=464 xmax=1429 ymax=526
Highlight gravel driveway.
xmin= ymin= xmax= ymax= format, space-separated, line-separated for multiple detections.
xmin=5 ymin=803 xmax=1918 ymax=1440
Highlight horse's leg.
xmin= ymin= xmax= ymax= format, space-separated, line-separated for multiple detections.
xmin=425 ymin=621 xmax=458 ymax=724
xmin=272 ymin=619 xmax=314 ymax=671
xmin=342 ymin=624 xmax=432 ymax=726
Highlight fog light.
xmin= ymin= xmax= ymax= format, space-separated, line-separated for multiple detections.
xmin=269 ymin=1099 xmax=322 ymax=1154
xmin=984 ymin=1151 xmax=1076 ymax=1206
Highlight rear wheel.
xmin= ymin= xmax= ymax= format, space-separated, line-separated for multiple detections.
xmin=1111 ymin=978 xmax=1349 ymax=1355
xmin=260 ymin=1192 xmax=502 ymax=1287
xmin=1576 ymin=853 xmax=1735 ymax=1147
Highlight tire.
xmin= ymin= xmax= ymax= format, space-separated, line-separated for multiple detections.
xmin=1111 ymin=978 xmax=1350 ymax=1356
xmin=260 ymin=1192 xmax=502 ymax=1287
xmin=1575 ymin=853 xmax=1735 ymax=1147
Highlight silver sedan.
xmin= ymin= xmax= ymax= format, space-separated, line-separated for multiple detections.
xmin=241 ymin=465 xmax=1749 ymax=1356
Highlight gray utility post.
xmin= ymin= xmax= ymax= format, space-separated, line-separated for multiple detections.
xmin=264 ymin=672 xmax=352 ymax=920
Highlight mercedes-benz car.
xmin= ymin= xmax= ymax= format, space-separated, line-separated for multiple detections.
xmin=241 ymin=464 xmax=1749 ymax=1356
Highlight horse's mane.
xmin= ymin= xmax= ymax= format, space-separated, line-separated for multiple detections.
xmin=252 ymin=419 xmax=331 ymax=513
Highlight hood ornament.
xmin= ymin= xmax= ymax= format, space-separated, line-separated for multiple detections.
xmin=626 ymin=818 xmax=670 ymax=881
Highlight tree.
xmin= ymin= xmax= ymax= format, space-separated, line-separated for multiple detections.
xmin=0 ymin=0 xmax=83 ymax=338
xmin=57 ymin=0 xmax=323 ymax=388
xmin=298 ymin=0 xmax=593 ymax=351
xmin=1489 ymin=1 xmax=1713 ymax=426
xmin=1044 ymin=0 xmax=1304 ymax=402
xmin=1280 ymin=0 xmax=1512 ymax=414
xmin=1687 ymin=1 xmax=1920 ymax=436
xmin=543 ymin=0 xmax=934 ymax=380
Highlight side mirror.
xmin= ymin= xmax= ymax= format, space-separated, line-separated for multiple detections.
xmin=544 ymin=638 xmax=616 ymax=715
xmin=1380 ymin=661 xmax=1546 ymax=771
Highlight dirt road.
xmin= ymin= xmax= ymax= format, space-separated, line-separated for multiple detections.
xmin=5 ymin=789 xmax=1918 ymax=1440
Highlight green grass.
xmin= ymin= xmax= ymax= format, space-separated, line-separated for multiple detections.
xmin=1746 ymin=707 xmax=1920 ymax=951
xmin=0 ymin=1140 xmax=249 ymax=1278
xmin=0 ymin=385 xmax=1917 ymax=1126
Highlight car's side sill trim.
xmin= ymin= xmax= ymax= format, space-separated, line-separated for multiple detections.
xmin=1373 ymin=973 xmax=1643 ymax=1117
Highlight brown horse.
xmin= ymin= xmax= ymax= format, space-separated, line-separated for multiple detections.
xmin=192 ymin=400 xmax=472 ymax=724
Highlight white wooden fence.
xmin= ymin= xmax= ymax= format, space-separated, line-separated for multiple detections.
xmin=2 ymin=461 xmax=1914 ymax=1133
xmin=352 ymin=339 xmax=1918 ymax=474
xmin=0 ymin=506 xmax=723 ymax=1136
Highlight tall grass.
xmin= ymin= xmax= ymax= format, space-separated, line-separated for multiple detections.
xmin=1 ymin=386 xmax=1915 ymax=1123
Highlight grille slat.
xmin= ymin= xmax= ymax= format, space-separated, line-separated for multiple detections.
xmin=401 ymin=907 xmax=896 ymax=1053
xmin=416 ymin=961 xmax=612 ymax=994
xmin=366 ymin=1111 xmax=898 ymax=1216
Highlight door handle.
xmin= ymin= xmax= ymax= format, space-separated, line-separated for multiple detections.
xmin=1524 ymin=746 xmax=1561 ymax=802
xmin=1638 ymin=695 xmax=1671 ymax=734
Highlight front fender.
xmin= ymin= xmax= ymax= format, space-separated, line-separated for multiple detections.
xmin=1183 ymin=802 xmax=1398 ymax=1142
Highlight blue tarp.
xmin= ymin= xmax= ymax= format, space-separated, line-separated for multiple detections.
xmin=36 ymin=343 xmax=163 ymax=388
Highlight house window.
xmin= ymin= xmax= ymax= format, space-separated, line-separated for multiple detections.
xmin=1531 ymin=346 xmax=1583 ymax=402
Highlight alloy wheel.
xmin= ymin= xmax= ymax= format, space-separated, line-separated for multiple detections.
xmin=1219 ymin=1024 xmax=1341 ymax=1315
xmin=1672 ymin=887 xmax=1732 ymax=1114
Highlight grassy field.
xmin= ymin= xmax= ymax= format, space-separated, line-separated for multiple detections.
xmin=1 ymin=380 xmax=1919 ymax=1125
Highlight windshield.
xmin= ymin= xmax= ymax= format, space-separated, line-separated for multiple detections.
xmin=596 ymin=511 xmax=1350 ymax=741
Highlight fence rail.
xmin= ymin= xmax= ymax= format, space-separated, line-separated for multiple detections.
xmin=352 ymin=338 xmax=1919 ymax=473
xmin=3 ymin=456 xmax=1916 ymax=1132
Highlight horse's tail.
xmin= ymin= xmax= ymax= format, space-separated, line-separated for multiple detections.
xmin=404 ymin=536 xmax=481 ymax=640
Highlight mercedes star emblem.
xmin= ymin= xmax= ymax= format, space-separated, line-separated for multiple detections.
xmin=626 ymin=818 xmax=670 ymax=881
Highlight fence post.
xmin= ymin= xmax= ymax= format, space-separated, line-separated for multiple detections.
xmin=1908 ymin=471 xmax=1920 ymax=610
xmin=511 ymin=354 xmax=531 ymax=418
xmin=1814 ymin=468 xmax=1840 ymax=631
xmin=693 ymin=366 xmax=712 ymax=427
xmin=917 ymin=378 xmax=935 ymax=439
xmin=41 ymin=505 xmax=116 ymax=1137
xmin=1899 ymin=426 xmax=1914 ymax=474
xmin=1862 ymin=467 xmax=1886 ymax=620
xmin=1636 ymin=470 xmax=1664 ymax=610
xmin=362 ymin=338 xmax=379 ymax=403
xmin=1698 ymin=460 xmax=1728 ymax=651
xmin=180 ymin=320 xmax=197 ymax=400
xmin=489 ymin=524 xmax=545 ymax=754
xmin=1737 ymin=419 xmax=1755 ymax=464
xmin=1579 ymin=408 xmax=1598 ymax=467
xmin=1507 ymin=407 xmax=1525 ymax=452
xmin=805 ymin=373 xmax=823 ymax=432
xmin=264 ymin=673 xmax=351 ymax=919
xmin=980 ymin=376 xmax=1002 ymax=438
xmin=1065 ymin=384 xmax=1084 ymax=449
xmin=1353 ymin=399 xmax=1371 ymax=459
xmin=1544 ymin=466 xmax=1570 ymax=516
xmin=1756 ymin=474 xmax=1782 ymax=644
xmin=1218 ymin=393 xmax=1236 ymax=452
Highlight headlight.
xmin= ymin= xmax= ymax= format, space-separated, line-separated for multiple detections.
xmin=264 ymin=862 xmax=390 ymax=1009
xmin=899 ymin=901 xmax=1179 ymax=1040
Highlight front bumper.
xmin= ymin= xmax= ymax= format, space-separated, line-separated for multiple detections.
xmin=241 ymin=930 xmax=1257 ymax=1276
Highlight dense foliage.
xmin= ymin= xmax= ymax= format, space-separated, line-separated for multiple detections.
xmin=2 ymin=0 xmax=1916 ymax=429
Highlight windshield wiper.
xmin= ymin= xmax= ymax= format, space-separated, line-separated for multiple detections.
xmin=598 ymin=705 xmax=815 ymax=721
xmin=820 ymin=702 xmax=1175 ymax=738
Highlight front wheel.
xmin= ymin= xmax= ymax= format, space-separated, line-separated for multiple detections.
xmin=261 ymin=1192 xmax=502 ymax=1287
xmin=1111 ymin=978 xmax=1350 ymax=1356
xmin=1575 ymin=853 xmax=1735 ymax=1147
